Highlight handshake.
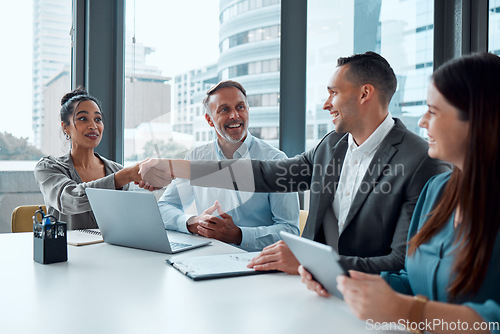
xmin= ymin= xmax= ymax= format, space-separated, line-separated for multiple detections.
xmin=133 ymin=158 xmax=190 ymax=190
xmin=131 ymin=157 xmax=254 ymax=193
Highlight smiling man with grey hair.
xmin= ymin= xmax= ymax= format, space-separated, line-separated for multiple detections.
xmin=157 ymin=80 xmax=300 ymax=251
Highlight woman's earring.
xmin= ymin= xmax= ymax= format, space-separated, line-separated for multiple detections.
xmin=65 ymin=133 xmax=71 ymax=140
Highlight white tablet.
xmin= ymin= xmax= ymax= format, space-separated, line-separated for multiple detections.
xmin=280 ymin=231 xmax=348 ymax=299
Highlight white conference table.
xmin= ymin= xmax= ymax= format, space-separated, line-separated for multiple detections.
xmin=0 ymin=232 xmax=402 ymax=334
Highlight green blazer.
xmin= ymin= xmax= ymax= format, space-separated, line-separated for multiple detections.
xmin=382 ymin=171 xmax=500 ymax=332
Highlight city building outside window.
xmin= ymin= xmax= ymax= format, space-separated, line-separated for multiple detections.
xmin=490 ymin=0 xmax=500 ymax=55
xmin=0 ymin=0 xmax=72 ymax=169
xmin=124 ymin=0 xmax=282 ymax=166
xmin=306 ymin=0 xmax=434 ymax=149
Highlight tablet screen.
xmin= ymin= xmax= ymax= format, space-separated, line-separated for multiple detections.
xmin=280 ymin=231 xmax=348 ymax=299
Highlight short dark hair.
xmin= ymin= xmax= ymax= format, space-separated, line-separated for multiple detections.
xmin=337 ymin=51 xmax=397 ymax=106
xmin=202 ymin=80 xmax=248 ymax=114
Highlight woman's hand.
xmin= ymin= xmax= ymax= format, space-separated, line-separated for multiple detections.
xmin=298 ymin=265 xmax=331 ymax=297
xmin=115 ymin=160 xmax=159 ymax=191
xmin=337 ymin=270 xmax=411 ymax=322
xmin=114 ymin=162 xmax=140 ymax=189
xmin=138 ymin=159 xmax=174 ymax=189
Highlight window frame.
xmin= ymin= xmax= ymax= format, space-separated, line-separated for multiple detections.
xmin=73 ymin=0 xmax=490 ymax=164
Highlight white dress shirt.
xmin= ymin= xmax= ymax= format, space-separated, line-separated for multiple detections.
xmin=333 ymin=114 xmax=395 ymax=233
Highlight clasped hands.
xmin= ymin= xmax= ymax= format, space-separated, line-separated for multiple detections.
xmin=187 ymin=201 xmax=242 ymax=245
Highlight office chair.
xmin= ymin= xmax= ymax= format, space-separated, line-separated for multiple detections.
xmin=11 ymin=205 xmax=46 ymax=233
xmin=299 ymin=210 xmax=308 ymax=236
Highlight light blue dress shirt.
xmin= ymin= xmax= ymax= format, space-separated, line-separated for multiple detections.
xmin=382 ymin=172 xmax=500 ymax=332
xmin=158 ymin=133 xmax=300 ymax=251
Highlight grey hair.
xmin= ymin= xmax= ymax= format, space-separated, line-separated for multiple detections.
xmin=202 ymin=80 xmax=248 ymax=115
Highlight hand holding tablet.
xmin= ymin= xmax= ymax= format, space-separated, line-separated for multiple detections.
xmin=280 ymin=231 xmax=349 ymax=299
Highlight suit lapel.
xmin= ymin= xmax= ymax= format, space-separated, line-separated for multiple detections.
xmin=324 ymin=138 xmax=348 ymax=206
xmin=341 ymin=120 xmax=405 ymax=232
xmin=311 ymin=135 xmax=348 ymax=238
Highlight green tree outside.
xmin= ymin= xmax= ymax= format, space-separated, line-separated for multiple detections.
xmin=0 ymin=132 xmax=43 ymax=160
xmin=141 ymin=139 xmax=188 ymax=160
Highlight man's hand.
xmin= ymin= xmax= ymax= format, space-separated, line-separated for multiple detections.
xmin=138 ymin=158 xmax=173 ymax=188
xmin=192 ymin=201 xmax=242 ymax=245
xmin=186 ymin=202 xmax=219 ymax=234
xmin=134 ymin=180 xmax=162 ymax=191
xmin=247 ymin=240 xmax=300 ymax=275
xmin=298 ymin=265 xmax=331 ymax=297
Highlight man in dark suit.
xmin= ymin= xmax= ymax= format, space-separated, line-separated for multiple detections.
xmin=139 ymin=51 xmax=449 ymax=275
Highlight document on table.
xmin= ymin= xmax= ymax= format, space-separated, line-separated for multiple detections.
xmin=166 ymin=251 xmax=277 ymax=280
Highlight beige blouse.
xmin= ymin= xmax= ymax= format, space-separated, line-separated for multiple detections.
xmin=34 ymin=153 xmax=128 ymax=230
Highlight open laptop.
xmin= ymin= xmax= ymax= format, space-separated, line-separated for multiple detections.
xmin=85 ymin=188 xmax=211 ymax=253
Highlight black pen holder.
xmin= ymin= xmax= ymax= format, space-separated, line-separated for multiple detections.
xmin=33 ymin=215 xmax=68 ymax=264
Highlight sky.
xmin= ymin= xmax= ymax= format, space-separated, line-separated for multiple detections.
xmin=0 ymin=1 xmax=33 ymax=140
xmin=0 ymin=0 xmax=220 ymax=143
xmin=127 ymin=0 xmax=220 ymax=77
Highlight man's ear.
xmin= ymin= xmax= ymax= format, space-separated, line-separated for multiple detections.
xmin=360 ymin=84 xmax=375 ymax=104
xmin=205 ymin=113 xmax=214 ymax=127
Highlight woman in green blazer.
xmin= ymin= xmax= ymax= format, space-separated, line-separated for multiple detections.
xmin=300 ymin=52 xmax=500 ymax=333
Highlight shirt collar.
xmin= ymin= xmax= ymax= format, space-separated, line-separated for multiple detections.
xmin=215 ymin=131 xmax=253 ymax=159
xmin=347 ymin=113 xmax=395 ymax=155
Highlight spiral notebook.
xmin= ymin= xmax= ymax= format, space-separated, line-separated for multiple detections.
xmin=67 ymin=229 xmax=104 ymax=246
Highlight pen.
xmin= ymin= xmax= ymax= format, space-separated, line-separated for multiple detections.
xmin=42 ymin=214 xmax=57 ymax=238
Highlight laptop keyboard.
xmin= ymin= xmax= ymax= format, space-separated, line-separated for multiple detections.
xmin=169 ymin=241 xmax=192 ymax=251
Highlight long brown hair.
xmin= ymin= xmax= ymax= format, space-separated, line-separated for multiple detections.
xmin=408 ymin=53 xmax=500 ymax=299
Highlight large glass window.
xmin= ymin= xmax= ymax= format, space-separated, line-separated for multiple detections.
xmin=0 ymin=0 xmax=71 ymax=233
xmin=490 ymin=0 xmax=500 ymax=54
xmin=0 ymin=0 xmax=71 ymax=166
xmin=306 ymin=0 xmax=433 ymax=149
xmin=124 ymin=0 xmax=281 ymax=165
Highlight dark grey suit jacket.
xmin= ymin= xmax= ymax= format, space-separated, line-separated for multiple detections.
xmin=191 ymin=119 xmax=450 ymax=273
